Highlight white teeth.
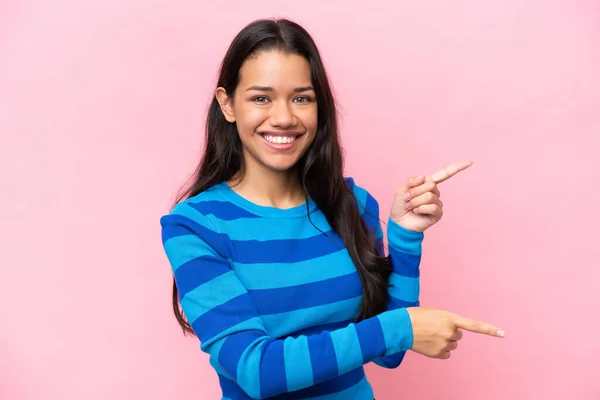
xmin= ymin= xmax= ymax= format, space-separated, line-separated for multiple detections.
xmin=264 ymin=135 xmax=297 ymax=144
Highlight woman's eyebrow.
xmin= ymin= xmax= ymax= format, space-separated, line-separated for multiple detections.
xmin=245 ymin=85 xmax=315 ymax=92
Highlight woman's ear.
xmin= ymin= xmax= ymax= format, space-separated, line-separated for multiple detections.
xmin=215 ymin=87 xmax=236 ymax=123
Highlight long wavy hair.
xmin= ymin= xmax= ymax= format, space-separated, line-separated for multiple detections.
xmin=172 ymin=18 xmax=392 ymax=335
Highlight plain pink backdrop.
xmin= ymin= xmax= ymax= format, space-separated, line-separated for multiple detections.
xmin=1 ymin=1 xmax=599 ymax=399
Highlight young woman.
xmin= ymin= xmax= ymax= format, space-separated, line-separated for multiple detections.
xmin=160 ymin=18 xmax=504 ymax=400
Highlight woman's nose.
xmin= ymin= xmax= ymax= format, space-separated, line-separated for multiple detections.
xmin=270 ymin=101 xmax=295 ymax=128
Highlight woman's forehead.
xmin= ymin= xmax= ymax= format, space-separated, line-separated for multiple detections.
xmin=239 ymin=51 xmax=312 ymax=90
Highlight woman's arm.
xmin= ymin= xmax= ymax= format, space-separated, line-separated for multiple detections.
xmin=373 ymin=217 xmax=423 ymax=368
xmin=161 ymin=209 xmax=414 ymax=399
xmin=347 ymin=178 xmax=423 ymax=369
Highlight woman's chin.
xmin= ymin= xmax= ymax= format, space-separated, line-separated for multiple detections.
xmin=259 ymin=155 xmax=303 ymax=173
xmin=264 ymin=161 xmax=300 ymax=173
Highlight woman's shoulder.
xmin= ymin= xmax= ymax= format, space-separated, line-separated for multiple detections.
xmin=343 ymin=177 xmax=382 ymax=233
xmin=160 ymin=182 xmax=231 ymax=231
xmin=344 ymin=176 xmax=380 ymax=208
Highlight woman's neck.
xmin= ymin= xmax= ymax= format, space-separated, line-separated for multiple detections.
xmin=228 ymin=163 xmax=306 ymax=210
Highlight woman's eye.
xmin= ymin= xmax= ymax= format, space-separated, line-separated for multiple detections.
xmin=252 ymin=97 xmax=270 ymax=103
xmin=293 ymin=96 xmax=311 ymax=103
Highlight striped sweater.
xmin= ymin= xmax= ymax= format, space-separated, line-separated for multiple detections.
xmin=160 ymin=177 xmax=423 ymax=399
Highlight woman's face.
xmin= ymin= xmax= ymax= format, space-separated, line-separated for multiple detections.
xmin=216 ymin=50 xmax=318 ymax=174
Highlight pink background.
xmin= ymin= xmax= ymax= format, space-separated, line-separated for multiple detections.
xmin=1 ymin=1 xmax=599 ymax=399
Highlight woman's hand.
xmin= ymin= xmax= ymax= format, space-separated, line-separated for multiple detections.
xmin=406 ymin=307 xmax=505 ymax=359
xmin=390 ymin=160 xmax=473 ymax=232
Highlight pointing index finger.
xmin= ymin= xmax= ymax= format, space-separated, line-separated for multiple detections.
xmin=453 ymin=315 xmax=505 ymax=338
xmin=430 ymin=160 xmax=473 ymax=184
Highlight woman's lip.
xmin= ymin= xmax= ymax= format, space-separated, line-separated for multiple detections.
xmin=259 ymin=131 xmax=304 ymax=137
xmin=260 ymin=134 xmax=301 ymax=150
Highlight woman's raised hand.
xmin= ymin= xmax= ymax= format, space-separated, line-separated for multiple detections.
xmin=390 ymin=160 xmax=473 ymax=232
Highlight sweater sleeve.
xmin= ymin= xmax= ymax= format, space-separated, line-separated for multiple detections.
xmin=372 ymin=217 xmax=423 ymax=368
xmin=160 ymin=208 xmax=414 ymax=400
xmin=345 ymin=178 xmax=423 ymax=369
